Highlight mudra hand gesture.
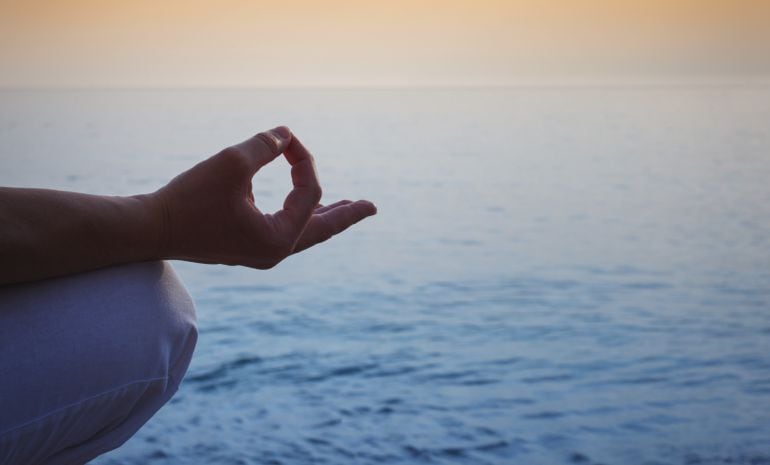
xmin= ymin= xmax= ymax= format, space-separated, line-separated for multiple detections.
xmin=0 ymin=126 xmax=377 ymax=284
xmin=155 ymin=126 xmax=377 ymax=269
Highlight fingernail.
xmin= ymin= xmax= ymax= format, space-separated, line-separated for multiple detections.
xmin=270 ymin=126 xmax=291 ymax=142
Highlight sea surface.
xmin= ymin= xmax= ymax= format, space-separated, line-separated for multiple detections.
xmin=1 ymin=87 xmax=770 ymax=465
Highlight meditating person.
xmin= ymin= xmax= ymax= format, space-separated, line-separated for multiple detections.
xmin=0 ymin=126 xmax=377 ymax=465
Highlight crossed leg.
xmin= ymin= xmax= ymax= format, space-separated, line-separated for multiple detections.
xmin=0 ymin=261 xmax=197 ymax=465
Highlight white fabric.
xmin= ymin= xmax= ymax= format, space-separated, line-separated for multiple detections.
xmin=0 ymin=261 xmax=197 ymax=465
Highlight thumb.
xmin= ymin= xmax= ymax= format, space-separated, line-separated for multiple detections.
xmin=233 ymin=126 xmax=293 ymax=172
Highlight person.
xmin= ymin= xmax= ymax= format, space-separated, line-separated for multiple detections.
xmin=0 ymin=126 xmax=377 ymax=465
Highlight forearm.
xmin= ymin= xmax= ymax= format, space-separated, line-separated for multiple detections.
xmin=0 ymin=127 xmax=376 ymax=285
xmin=0 ymin=187 xmax=162 ymax=285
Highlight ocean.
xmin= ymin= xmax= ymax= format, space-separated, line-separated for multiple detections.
xmin=1 ymin=87 xmax=769 ymax=464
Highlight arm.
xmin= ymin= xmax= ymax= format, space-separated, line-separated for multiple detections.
xmin=0 ymin=126 xmax=377 ymax=285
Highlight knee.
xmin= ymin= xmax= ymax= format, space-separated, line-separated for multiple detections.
xmin=105 ymin=260 xmax=199 ymax=387
xmin=0 ymin=261 xmax=198 ymax=465
xmin=51 ymin=260 xmax=198 ymax=396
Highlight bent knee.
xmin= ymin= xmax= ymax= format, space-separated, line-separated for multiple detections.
xmin=0 ymin=261 xmax=198 ymax=465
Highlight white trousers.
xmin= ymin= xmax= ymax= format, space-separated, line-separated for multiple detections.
xmin=0 ymin=261 xmax=198 ymax=465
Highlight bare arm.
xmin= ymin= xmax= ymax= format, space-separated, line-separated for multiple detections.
xmin=0 ymin=127 xmax=377 ymax=285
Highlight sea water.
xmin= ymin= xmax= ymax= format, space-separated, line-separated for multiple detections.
xmin=1 ymin=87 xmax=769 ymax=464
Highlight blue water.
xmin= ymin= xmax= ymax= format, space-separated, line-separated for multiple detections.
xmin=1 ymin=87 xmax=770 ymax=464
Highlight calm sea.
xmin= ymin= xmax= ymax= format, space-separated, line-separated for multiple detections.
xmin=1 ymin=87 xmax=770 ymax=465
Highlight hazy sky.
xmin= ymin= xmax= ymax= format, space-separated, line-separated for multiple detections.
xmin=1 ymin=0 xmax=769 ymax=87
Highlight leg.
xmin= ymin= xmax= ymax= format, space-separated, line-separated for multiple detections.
xmin=0 ymin=261 xmax=197 ymax=465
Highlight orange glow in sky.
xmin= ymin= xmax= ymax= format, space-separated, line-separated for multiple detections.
xmin=1 ymin=0 xmax=769 ymax=87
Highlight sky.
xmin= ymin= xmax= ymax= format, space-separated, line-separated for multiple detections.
xmin=1 ymin=0 xmax=769 ymax=87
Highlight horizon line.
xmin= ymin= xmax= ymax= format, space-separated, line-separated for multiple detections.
xmin=2 ymin=79 xmax=770 ymax=92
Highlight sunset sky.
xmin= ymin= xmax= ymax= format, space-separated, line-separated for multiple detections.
xmin=1 ymin=0 xmax=769 ymax=87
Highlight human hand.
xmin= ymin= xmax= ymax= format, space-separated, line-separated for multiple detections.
xmin=152 ymin=126 xmax=376 ymax=269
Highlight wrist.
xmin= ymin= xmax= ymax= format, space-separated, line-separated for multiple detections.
xmin=121 ymin=193 xmax=168 ymax=263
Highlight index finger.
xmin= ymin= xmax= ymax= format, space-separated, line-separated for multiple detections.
xmin=273 ymin=135 xmax=323 ymax=239
xmin=232 ymin=126 xmax=292 ymax=173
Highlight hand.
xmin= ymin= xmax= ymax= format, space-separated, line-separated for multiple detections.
xmin=152 ymin=126 xmax=377 ymax=269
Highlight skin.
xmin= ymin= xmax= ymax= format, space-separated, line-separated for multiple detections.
xmin=0 ymin=126 xmax=377 ymax=285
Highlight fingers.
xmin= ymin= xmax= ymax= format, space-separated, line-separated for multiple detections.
xmin=293 ymin=200 xmax=377 ymax=253
xmin=232 ymin=126 xmax=292 ymax=172
xmin=235 ymin=130 xmax=371 ymax=255
xmin=315 ymin=200 xmax=352 ymax=214
xmin=273 ymin=135 xmax=323 ymax=238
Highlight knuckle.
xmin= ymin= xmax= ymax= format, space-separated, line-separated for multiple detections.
xmin=217 ymin=146 xmax=250 ymax=170
xmin=309 ymin=184 xmax=323 ymax=203
xmin=255 ymin=132 xmax=280 ymax=155
xmin=218 ymin=146 xmax=242 ymax=160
